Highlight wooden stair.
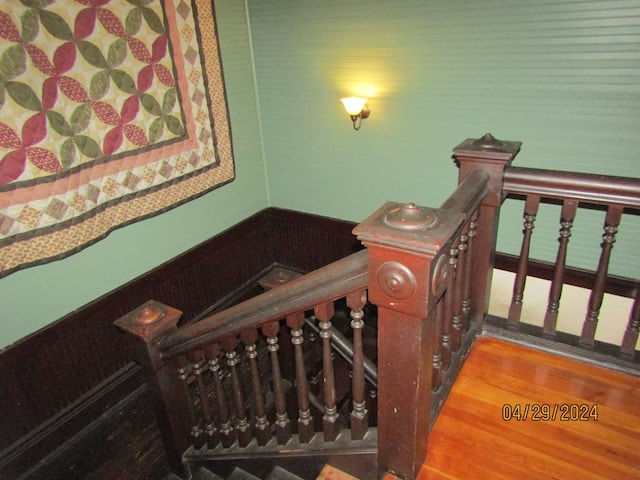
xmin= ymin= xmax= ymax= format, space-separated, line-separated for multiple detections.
xmin=165 ymin=465 xmax=306 ymax=480
xmin=164 ymin=463 xmax=363 ymax=480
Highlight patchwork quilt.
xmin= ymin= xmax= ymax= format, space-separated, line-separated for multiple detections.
xmin=0 ymin=0 xmax=235 ymax=278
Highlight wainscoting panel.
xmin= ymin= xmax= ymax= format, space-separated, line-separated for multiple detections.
xmin=0 ymin=208 xmax=360 ymax=479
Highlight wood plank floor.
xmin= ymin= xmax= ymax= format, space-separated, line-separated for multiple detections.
xmin=418 ymin=337 xmax=640 ymax=480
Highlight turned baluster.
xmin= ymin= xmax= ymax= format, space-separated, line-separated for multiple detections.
xmin=241 ymin=329 xmax=270 ymax=446
xmin=508 ymin=195 xmax=540 ymax=327
xmin=206 ymin=345 xmax=236 ymax=448
xmin=175 ymin=355 xmax=205 ymax=449
xmin=347 ymin=289 xmax=369 ymax=441
xmin=449 ymin=232 xmax=468 ymax=352
xmin=432 ymin=298 xmax=444 ymax=392
xmin=451 ymin=224 xmax=469 ymax=350
xmin=580 ymin=205 xmax=623 ymax=347
xmin=262 ymin=321 xmax=292 ymax=444
xmin=314 ymin=301 xmax=340 ymax=442
xmin=286 ymin=312 xmax=314 ymax=443
xmin=461 ymin=214 xmax=477 ymax=328
xmin=220 ymin=337 xmax=252 ymax=447
xmin=441 ymin=242 xmax=459 ymax=370
xmin=186 ymin=349 xmax=219 ymax=449
xmin=307 ymin=327 xmax=322 ymax=395
xmin=620 ymin=291 xmax=640 ymax=358
xmin=543 ymin=199 xmax=578 ymax=336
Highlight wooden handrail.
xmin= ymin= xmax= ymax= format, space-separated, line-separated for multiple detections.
xmin=440 ymin=168 xmax=490 ymax=215
xmin=499 ymin=164 xmax=640 ymax=353
xmin=159 ymin=249 xmax=368 ymax=359
xmin=114 ymin=133 xmax=521 ymax=480
xmin=159 ymin=169 xmax=492 ymax=361
xmin=503 ymin=166 xmax=640 ymax=208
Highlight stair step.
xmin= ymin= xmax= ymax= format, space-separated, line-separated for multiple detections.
xmin=266 ymin=465 xmax=306 ymax=480
xmin=226 ymin=466 xmax=261 ymax=480
xmin=165 ymin=464 xmax=359 ymax=480
xmin=193 ymin=466 xmax=224 ymax=480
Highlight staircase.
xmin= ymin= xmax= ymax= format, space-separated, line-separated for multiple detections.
xmin=165 ymin=465 xmax=307 ymax=480
xmin=166 ymin=447 xmax=368 ymax=480
xmin=115 ymin=135 xmax=522 ymax=480
xmin=176 ymin=277 xmax=379 ymax=479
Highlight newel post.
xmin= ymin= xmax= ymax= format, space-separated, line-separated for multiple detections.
xmin=452 ymin=133 xmax=521 ymax=321
xmin=114 ymin=300 xmax=190 ymax=476
xmin=354 ymin=202 xmax=463 ymax=479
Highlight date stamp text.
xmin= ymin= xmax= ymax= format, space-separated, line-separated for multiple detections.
xmin=502 ymin=403 xmax=598 ymax=422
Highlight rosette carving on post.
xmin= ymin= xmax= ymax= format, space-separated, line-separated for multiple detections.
xmin=376 ymin=262 xmax=416 ymax=300
xmin=354 ymin=200 xmax=464 ymax=480
xmin=354 ymin=201 xmax=462 ymax=318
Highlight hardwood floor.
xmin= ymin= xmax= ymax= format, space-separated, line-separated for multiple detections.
xmin=419 ymin=337 xmax=640 ymax=480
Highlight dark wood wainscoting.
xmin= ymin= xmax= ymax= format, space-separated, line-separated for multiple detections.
xmin=0 ymin=208 xmax=361 ymax=479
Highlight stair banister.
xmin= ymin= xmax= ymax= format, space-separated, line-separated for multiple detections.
xmin=159 ymin=249 xmax=368 ymax=359
xmin=115 ymin=250 xmax=369 ymax=476
xmin=115 ymin=133 xmax=521 ymax=480
xmin=351 ymin=134 xmax=520 ymax=479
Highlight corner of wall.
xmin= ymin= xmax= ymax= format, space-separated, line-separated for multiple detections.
xmin=243 ymin=0 xmax=271 ymax=206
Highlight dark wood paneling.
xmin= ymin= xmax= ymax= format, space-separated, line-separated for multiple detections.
xmin=0 ymin=208 xmax=361 ymax=479
xmin=268 ymin=208 xmax=362 ymax=272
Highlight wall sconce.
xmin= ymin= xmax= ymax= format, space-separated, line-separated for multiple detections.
xmin=340 ymin=96 xmax=370 ymax=131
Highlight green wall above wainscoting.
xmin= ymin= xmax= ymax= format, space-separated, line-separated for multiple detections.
xmin=0 ymin=0 xmax=266 ymax=348
xmin=1 ymin=0 xmax=638 ymax=349
xmin=248 ymin=0 xmax=640 ymax=276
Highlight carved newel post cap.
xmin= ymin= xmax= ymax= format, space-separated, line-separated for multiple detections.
xmin=258 ymin=266 xmax=302 ymax=291
xmin=353 ymin=200 xmax=462 ymax=316
xmin=353 ymin=201 xmax=452 ymax=256
xmin=472 ymin=133 xmax=504 ymax=149
xmin=134 ymin=304 xmax=166 ymax=325
xmin=453 ymin=133 xmax=522 ymax=161
xmin=114 ymin=300 xmax=183 ymax=341
xmin=384 ymin=202 xmax=437 ymax=231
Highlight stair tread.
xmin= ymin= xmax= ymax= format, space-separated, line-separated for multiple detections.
xmin=266 ymin=465 xmax=305 ymax=480
xmin=226 ymin=466 xmax=261 ymax=480
xmin=193 ymin=467 xmax=225 ymax=480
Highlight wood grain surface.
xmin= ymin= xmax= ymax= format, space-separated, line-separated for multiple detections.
xmin=420 ymin=337 xmax=640 ymax=479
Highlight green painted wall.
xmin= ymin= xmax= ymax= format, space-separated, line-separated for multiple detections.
xmin=0 ymin=0 xmax=267 ymax=349
xmin=249 ymin=0 xmax=640 ymax=276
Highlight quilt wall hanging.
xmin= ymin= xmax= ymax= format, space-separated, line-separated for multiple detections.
xmin=0 ymin=0 xmax=235 ymax=278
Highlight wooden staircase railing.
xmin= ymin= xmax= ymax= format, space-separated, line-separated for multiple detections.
xmin=114 ymin=134 xmax=521 ymax=479
xmin=490 ymin=164 xmax=640 ymax=366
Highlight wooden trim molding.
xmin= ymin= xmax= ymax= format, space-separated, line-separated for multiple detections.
xmin=0 ymin=364 xmax=142 ymax=479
